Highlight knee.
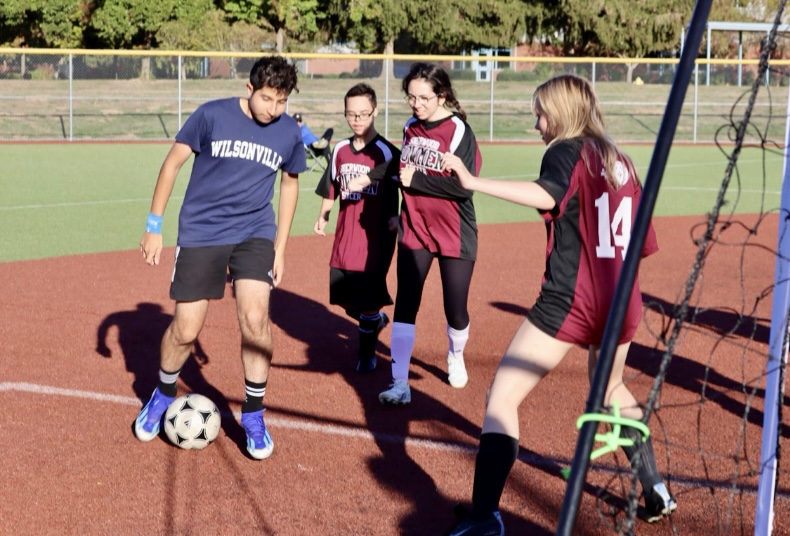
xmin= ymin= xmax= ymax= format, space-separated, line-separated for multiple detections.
xmin=238 ymin=309 xmax=271 ymax=341
xmin=167 ymin=321 xmax=200 ymax=346
xmin=446 ymin=315 xmax=469 ymax=331
xmin=444 ymin=308 xmax=469 ymax=330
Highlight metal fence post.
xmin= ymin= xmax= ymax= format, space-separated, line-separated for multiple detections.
xmin=178 ymin=55 xmax=182 ymax=130
xmin=385 ymin=57 xmax=390 ymax=141
xmin=68 ymin=53 xmax=73 ymax=142
xmin=489 ymin=59 xmax=494 ymax=142
xmin=694 ymin=62 xmax=699 ymax=143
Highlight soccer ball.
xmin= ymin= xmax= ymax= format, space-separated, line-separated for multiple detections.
xmin=164 ymin=394 xmax=221 ymax=450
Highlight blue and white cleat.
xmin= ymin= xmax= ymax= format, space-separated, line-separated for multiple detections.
xmin=241 ymin=409 xmax=274 ymax=460
xmin=134 ymin=388 xmax=175 ymax=442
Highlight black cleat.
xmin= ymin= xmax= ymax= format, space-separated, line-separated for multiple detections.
xmin=447 ymin=511 xmax=504 ymax=536
xmin=643 ymin=483 xmax=677 ymax=523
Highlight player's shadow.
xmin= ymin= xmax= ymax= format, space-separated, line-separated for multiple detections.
xmin=270 ymin=287 xmax=487 ymax=535
xmin=95 ymin=302 xmax=245 ymax=446
xmin=626 ymin=341 xmax=789 ymax=437
xmin=637 ymin=294 xmax=788 ymax=431
xmin=642 ymin=293 xmax=771 ymax=345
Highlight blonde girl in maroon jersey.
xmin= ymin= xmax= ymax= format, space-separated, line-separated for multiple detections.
xmin=442 ymin=74 xmax=675 ymax=535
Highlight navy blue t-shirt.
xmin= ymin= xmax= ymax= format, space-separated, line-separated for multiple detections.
xmin=175 ymin=97 xmax=307 ymax=247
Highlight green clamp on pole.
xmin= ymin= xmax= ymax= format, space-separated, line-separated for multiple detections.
xmin=575 ymin=401 xmax=650 ymax=461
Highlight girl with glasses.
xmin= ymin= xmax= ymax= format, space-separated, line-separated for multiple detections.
xmin=376 ymin=62 xmax=483 ymax=405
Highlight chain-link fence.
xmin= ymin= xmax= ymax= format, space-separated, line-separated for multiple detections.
xmin=1 ymin=49 xmax=788 ymax=144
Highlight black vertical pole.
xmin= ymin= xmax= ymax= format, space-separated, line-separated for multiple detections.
xmin=554 ymin=2 xmax=713 ymax=534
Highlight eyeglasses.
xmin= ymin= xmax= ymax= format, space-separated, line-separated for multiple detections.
xmin=406 ymin=94 xmax=438 ymax=105
xmin=344 ymin=111 xmax=374 ymax=121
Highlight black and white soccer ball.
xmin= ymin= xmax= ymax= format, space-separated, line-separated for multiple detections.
xmin=164 ymin=394 xmax=221 ymax=450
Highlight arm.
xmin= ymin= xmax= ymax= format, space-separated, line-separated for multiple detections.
xmin=272 ymin=171 xmax=300 ymax=286
xmin=441 ymin=152 xmax=555 ymax=211
xmin=140 ymin=142 xmax=193 ymax=266
xmin=405 ymin=168 xmax=472 ymax=199
xmin=407 ymin=126 xmax=477 ymax=200
xmin=314 ymin=197 xmax=335 ymax=236
xmin=348 ymin=158 xmax=398 ymax=192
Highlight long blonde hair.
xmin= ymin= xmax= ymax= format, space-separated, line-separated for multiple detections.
xmin=531 ymin=74 xmax=628 ymax=189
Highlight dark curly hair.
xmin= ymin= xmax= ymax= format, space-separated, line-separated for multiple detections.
xmin=249 ymin=56 xmax=299 ymax=95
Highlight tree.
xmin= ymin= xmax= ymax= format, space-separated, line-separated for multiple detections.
xmin=91 ymin=0 xmax=215 ymax=49
xmin=326 ymin=0 xmax=408 ymax=53
xmin=91 ymin=0 xmax=216 ymax=78
xmin=558 ymin=0 xmax=693 ymax=82
xmin=0 ymin=0 xmax=87 ymax=48
xmin=220 ymin=0 xmax=322 ymax=52
xmin=448 ymin=0 xmax=528 ymax=51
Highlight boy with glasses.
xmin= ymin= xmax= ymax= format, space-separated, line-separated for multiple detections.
xmin=313 ymin=83 xmax=401 ymax=372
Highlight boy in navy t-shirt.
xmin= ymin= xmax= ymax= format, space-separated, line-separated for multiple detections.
xmin=135 ymin=55 xmax=307 ymax=461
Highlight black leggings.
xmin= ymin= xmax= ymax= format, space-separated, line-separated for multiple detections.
xmin=393 ymin=247 xmax=475 ymax=329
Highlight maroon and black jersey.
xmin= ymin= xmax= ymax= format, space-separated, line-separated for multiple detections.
xmin=315 ymin=134 xmax=400 ymax=273
xmin=398 ymin=113 xmax=482 ymax=260
xmin=528 ymin=138 xmax=659 ymax=345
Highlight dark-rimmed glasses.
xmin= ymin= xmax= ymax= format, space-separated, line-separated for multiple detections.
xmin=344 ymin=111 xmax=374 ymax=121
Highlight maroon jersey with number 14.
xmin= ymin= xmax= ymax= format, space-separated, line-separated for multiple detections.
xmin=399 ymin=113 xmax=482 ymax=260
xmin=528 ymin=138 xmax=659 ymax=345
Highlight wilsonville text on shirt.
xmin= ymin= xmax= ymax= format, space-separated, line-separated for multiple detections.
xmin=210 ymin=140 xmax=283 ymax=171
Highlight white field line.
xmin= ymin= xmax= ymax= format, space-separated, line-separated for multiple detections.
xmin=1 ymin=380 xmax=787 ymax=499
xmin=0 ymin=380 xmax=473 ymax=454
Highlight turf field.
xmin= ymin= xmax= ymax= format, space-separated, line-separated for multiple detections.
xmin=0 ymin=141 xmax=783 ymax=262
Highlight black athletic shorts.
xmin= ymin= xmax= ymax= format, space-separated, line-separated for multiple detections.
xmin=329 ymin=267 xmax=392 ymax=318
xmin=170 ymin=238 xmax=275 ymax=301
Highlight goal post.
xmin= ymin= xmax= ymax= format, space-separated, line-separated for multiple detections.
xmin=754 ymin=80 xmax=790 ymax=536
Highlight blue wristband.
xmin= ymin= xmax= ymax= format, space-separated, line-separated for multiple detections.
xmin=146 ymin=213 xmax=163 ymax=234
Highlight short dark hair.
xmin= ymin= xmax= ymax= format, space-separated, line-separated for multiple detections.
xmin=249 ymin=56 xmax=299 ymax=95
xmin=293 ymin=113 xmax=303 ymax=122
xmin=344 ymin=83 xmax=377 ymax=109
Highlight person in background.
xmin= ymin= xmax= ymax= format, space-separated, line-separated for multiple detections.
xmin=313 ymin=83 xmax=400 ymax=373
xmin=135 ymin=55 xmax=305 ymax=461
xmin=442 ymin=73 xmax=676 ymax=535
xmin=295 ymin=112 xmax=333 ymax=168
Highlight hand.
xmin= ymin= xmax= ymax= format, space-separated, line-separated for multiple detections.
xmin=387 ymin=215 xmax=399 ymax=232
xmin=140 ymin=232 xmax=164 ymax=266
xmin=314 ymin=215 xmax=328 ymax=236
xmin=400 ymin=165 xmax=415 ymax=187
xmin=441 ymin=152 xmax=473 ymax=189
xmin=347 ymin=174 xmax=371 ymax=193
xmin=271 ymin=250 xmax=284 ymax=287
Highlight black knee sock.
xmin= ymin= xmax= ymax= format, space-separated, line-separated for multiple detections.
xmin=241 ymin=379 xmax=267 ymax=414
xmin=471 ymin=433 xmax=520 ymax=518
xmin=358 ymin=312 xmax=382 ymax=361
xmin=157 ymin=367 xmax=180 ymax=397
xmin=620 ymin=426 xmax=662 ymax=494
